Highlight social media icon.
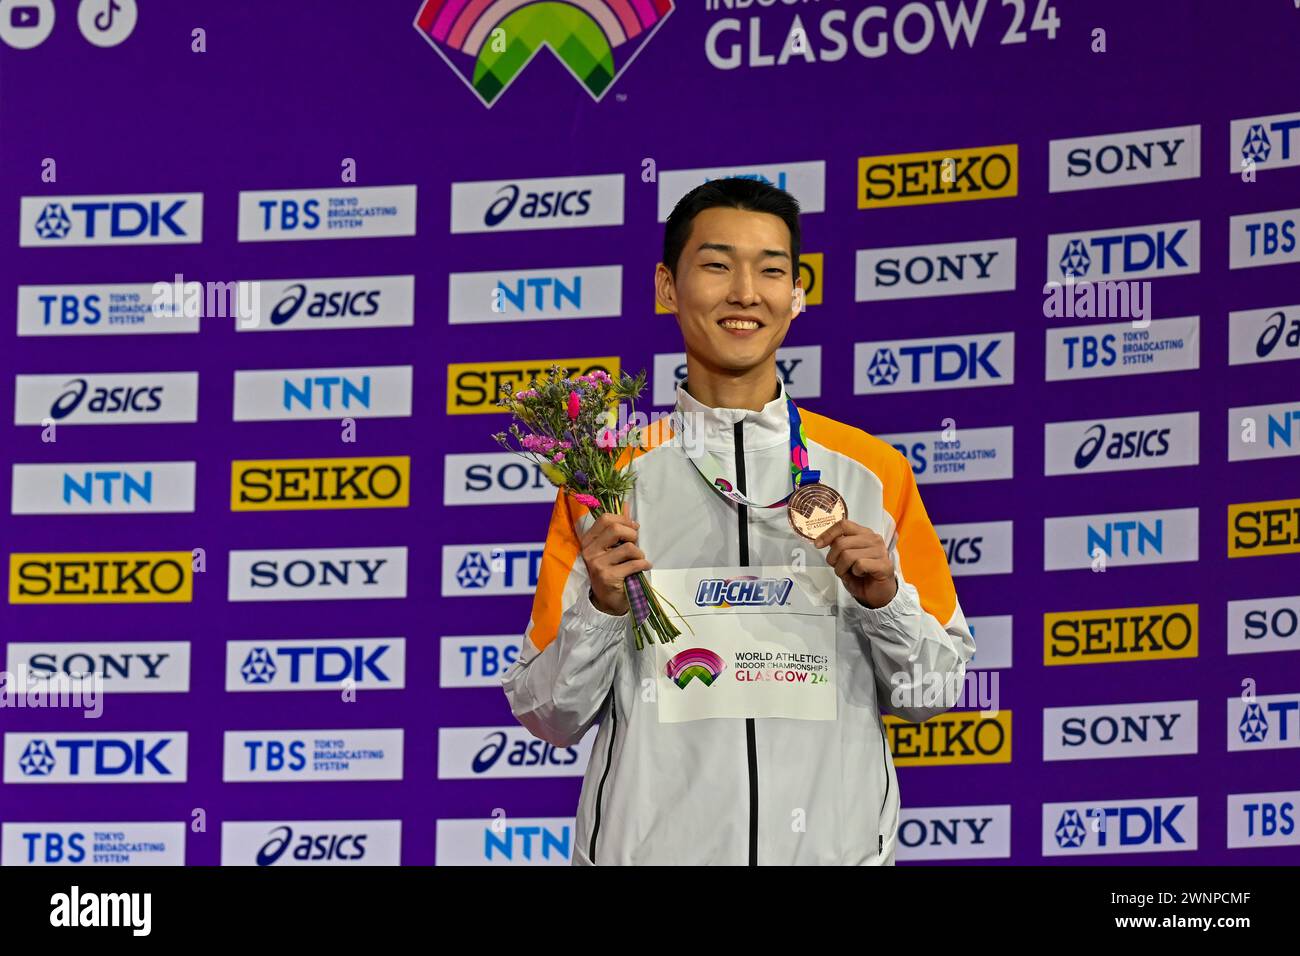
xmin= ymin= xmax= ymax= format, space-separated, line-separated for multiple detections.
xmin=78 ymin=0 xmax=136 ymax=47
xmin=0 ymin=0 xmax=54 ymax=48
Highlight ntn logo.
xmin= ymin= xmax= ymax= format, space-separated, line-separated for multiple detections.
xmin=495 ymin=275 xmax=582 ymax=311
xmin=485 ymin=824 xmax=572 ymax=861
xmin=282 ymin=375 xmax=370 ymax=410
xmin=63 ymin=469 xmax=152 ymax=504
xmin=1087 ymin=519 xmax=1162 ymax=557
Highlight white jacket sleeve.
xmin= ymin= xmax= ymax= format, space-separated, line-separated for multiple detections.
xmin=842 ymin=458 xmax=977 ymax=724
xmin=502 ymin=491 xmax=629 ymax=748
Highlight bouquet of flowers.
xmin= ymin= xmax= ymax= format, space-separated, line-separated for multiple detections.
xmin=492 ymin=365 xmax=682 ymax=650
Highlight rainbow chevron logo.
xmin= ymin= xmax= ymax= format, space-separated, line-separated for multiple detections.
xmin=666 ymin=648 xmax=725 ymax=689
xmin=413 ymin=0 xmax=675 ymax=108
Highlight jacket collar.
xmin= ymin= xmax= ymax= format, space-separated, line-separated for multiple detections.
xmin=673 ymin=375 xmax=791 ymax=451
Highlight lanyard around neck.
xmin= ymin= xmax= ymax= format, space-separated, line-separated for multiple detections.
xmin=671 ymin=394 xmax=821 ymax=509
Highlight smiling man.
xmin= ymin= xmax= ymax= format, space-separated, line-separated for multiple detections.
xmin=503 ymin=177 xmax=975 ymax=865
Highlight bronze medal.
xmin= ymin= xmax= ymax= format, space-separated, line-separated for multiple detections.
xmin=787 ymin=482 xmax=847 ymax=540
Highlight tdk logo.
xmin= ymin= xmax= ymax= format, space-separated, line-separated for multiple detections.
xmin=5 ymin=733 xmax=186 ymax=783
xmin=1049 ymin=801 xmax=1192 ymax=854
xmin=1229 ymin=694 xmax=1300 ymax=751
xmin=472 ymin=731 xmax=579 ymax=774
xmin=854 ymin=333 xmax=1013 ymax=394
xmin=1048 ymin=220 xmax=1199 ymax=281
xmin=694 ymin=576 xmax=793 ymax=607
xmin=1231 ymin=111 xmax=1300 ymax=172
xmin=442 ymin=543 xmax=545 ymax=596
xmin=228 ymin=639 xmax=403 ymax=692
xmin=20 ymin=193 xmax=203 ymax=247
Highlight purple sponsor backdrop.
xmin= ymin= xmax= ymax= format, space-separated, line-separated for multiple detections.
xmin=1 ymin=0 xmax=1297 ymax=864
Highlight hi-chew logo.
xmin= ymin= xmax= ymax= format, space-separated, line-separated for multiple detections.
xmin=437 ymin=726 xmax=594 ymax=779
xmin=654 ymin=346 xmax=820 ymax=406
xmin=14 ymin=373 xmax=199 ymax=425
xmin=1229 ymin=305 xmax=1300 ymax=366
xmin=657 ymin=161 xmax=825 ymax=220
xmin=1230 ymin=401 xmax=1300 ymax=461
xmin=240 ymin=276 xmax=415 ymax=332
xmin=450 ymin=175 xmax=624 ymax=233
xmin=444 ymin=454 xmax=554 ymax=506
xmin=1229 ymin=498 xmax=1300 ymax=558
xmin=222 ymin=821 xmax=401 ymax=866
xmin=1227 ymin=790 xmax=1300 ymax=849
xmin=1043 ymin=507 xmax=1198 ymax=571
xmin=442 ymin=543 xmax=545 ymax=596
xmin=449 ymin=266 xmax=621 ymax=325
xmin=1043 ymin=797 xmax=1197 ymax=856
xmin=237 ymin=186 xmax=416 ymax=241
xmin=853 ymin=332 xmax=1013 ymax=394
xmin=11 ymin=462 xmax=195 ymax=515
xmin=1045 ymin=316 xmax=1199 ymax=381
xmin=1049 ymin=125 xmax=1200 ymax=192
xmin=414 ymin=0 xmax=673 ymax=107
xmin=882 ymin=427 xmax=1013 ymax=484
xmin=1047 ymin=220 xmax=1199 ymax=281
xmin=17 ymin=283 xmax=198 ymax=336
xmin=227 ymin=638 xmax=404 ymax=692
xmin=231 ymin=457 xmax=409 ymax=511
xmin=1043 ymin=604 xmax=1198 ymax=665
xmin=1229 ymin=207 xmax=1300 ymax=269
xmin=223 ymin=729 xmax=403 ymax=781
xmin=440 ymin=636 xmax=520 ymax=688
xmin=694 ymin=576 xmax=793 ymax=608
xmin=858 ymin=145 xmax=1017 ymax=208
xmin=4 ymin=732 xmax=187 ymax=783
xmin=1044 ymin=411 xmax=1198 ymax=475
xmin=232 ymin=365 xmax=412 ymax=420
xmin=436 ymin=817 xmax=574 ymax=866
xmin=1229 ymin=692 xmax=1300 ymax=751
xmin=896 ymin=806 xmax=1010 ymax=862
xmin=935 ymin=521 xmax=1013 ymax=575
xmin=9 ymin=552 xmax=193 ymax=605
xmin=8 ymin=642 xmax=190 ymax=694
xmin=228 ymin=547 xmax=407 ymax=602
xmin=1228 ymin=595 xmax=1300 ymax=656
xmin=856 ymin=238 xmax=1015 ymax=302
xmin=1231 ymin=110 xmax=1300 ymax=173
xmin=20 ymin=193 xmax=202 ymax=247
xmin=2 ymin=823 xmax=185 ymax=866
xmin=1043 ymin=700 xmax=1197 ymax=761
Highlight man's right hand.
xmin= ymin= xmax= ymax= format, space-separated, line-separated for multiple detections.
xmin=580 ymin=511 xmax=651 ymax=616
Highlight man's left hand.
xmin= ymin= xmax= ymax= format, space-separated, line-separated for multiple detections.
xmin=812 ymin=519 xmax=897 ymax=609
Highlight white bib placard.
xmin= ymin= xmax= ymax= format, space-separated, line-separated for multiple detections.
xmin=652 ymin=565 xmax=839 ymax=723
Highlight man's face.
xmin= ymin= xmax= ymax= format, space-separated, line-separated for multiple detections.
xmin=656 ymin=207 xmax=802 ymax=373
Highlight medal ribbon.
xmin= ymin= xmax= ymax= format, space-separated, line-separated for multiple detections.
xmin=672 ymin=395 xmax=820 ymax=509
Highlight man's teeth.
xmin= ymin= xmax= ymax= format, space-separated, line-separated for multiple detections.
xmin=720 ymin=319 xmax=759 ymax=330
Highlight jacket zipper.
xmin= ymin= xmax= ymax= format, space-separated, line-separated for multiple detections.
xmin=588 ymin=688 xmax=617 ymax=862
xmin=878 ymin=724 xmax=891 ymax=860
xmin=735 ymin=420 xmax=759 ymax=867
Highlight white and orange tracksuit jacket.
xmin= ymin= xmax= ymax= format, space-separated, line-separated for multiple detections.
xmin=502 ymin=377 xmax=975 ymax=865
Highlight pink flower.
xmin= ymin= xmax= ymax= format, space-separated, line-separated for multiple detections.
xmin=571 ymin=493 xmax=600 ymax=509
xmin=567 ymin=391 xmax=581 ymax=420
xmin=596 ymin=428 xmax=617 ymax=450
xmin=552 ymin=452 xmax=565 ymax=463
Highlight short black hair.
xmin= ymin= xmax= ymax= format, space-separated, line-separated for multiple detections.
xmin=662 ymin=177 xmax=801 ymax=282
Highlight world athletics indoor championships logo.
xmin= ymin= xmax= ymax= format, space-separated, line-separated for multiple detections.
xmin=412 ymin=0 xmax=674 ymax=107
xmin=666 ymin=648 xmax=725 ymax=689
